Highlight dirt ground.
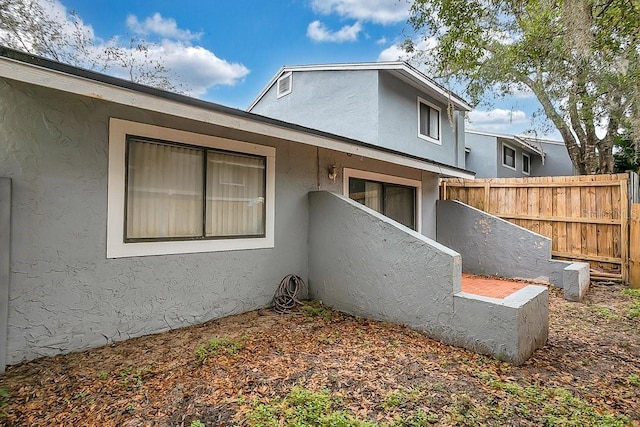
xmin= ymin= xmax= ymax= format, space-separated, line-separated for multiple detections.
xmin=1 ymin=282 xmax=639 ymax=426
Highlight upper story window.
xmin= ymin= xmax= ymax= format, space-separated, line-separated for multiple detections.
xmin=277 ymin=72 xmax=292 ymax=98
xmin=502 ymin=142 xmax=516 ymax=170
xmin=417 ymin=97 xmax=441 ymax=144
xmin=107 ymin=119 xmax=275 ymax=258
xmin=522 ymin=153 xmax=531 ymax=175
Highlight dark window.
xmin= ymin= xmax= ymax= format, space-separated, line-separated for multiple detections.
xmin=418 ymin=100 xmax=440 ymax=141
xmin=503 ymin=144 xmax=516 ymax=168
xmin=522 ymin=153 xmax=531 ymax=174
xmin=348 ymin=177 xmax=416 ymax=230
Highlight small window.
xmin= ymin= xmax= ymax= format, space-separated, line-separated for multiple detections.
xmin=417 ymin=97 xmax=441 ymax=144
xmin=277 ymin=72 xmax=292 ymax=98
xmin=502 ymin=143 xmax=516 ymax=170
xmin=522 ymin=153 xmax=531 ymax=175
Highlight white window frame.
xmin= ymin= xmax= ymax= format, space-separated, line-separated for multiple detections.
xmin=522 ymin=152 xmax=531 ymax=175
xmin=276 ymin=72 xmax=292 ymax=98
xmin=502 ymin=142 xmax=517 ymax=170
xmin=417 ymin=97 xmax=442 ymax=145
xmin=342 ymin=168 xmax=422 ymax=234
xmin=107 ymin=118 xmax=276 ymax=258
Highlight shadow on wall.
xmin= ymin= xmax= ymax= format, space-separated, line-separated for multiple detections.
xmin=308 ymin=191 xmax=548 ymax=365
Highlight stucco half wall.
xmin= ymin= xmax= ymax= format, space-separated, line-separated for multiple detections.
xmin=436 ymin=200 xmax=590 ymax=297
xmin=308 ymin=191 xmax=548 ymax=364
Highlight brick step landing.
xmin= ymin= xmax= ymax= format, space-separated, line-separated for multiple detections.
xmin=461 ymin=273 xmax=533 ymax=299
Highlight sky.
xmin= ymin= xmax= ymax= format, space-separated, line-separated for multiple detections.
xmin=23 ymin=0 xmax=559 ymax=139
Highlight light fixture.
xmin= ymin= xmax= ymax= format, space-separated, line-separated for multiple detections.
xmin=328 ymin=164 xmax=338 ymax=182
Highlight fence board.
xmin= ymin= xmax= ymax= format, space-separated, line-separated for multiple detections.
xmin=441 ymin=173 xmax=632 ymax=282
xmin=630 ymin=204 xmax=640 ymax=289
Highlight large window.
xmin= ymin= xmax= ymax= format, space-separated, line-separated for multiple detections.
xmin=108 ymin=119 xmax=275 ymax=258
xmin=417 ymin=97 xmax=441 ymax=144
xmin=502 ymin=143 xmax=516 ymax=170
xmin=125 ymin=137 xmax=266 ymax=241
xmin=343 ymin=169 xmax=421 ymax=232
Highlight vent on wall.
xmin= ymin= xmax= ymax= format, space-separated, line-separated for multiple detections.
xmin=277 ymin=72 xmax=292 ymax=98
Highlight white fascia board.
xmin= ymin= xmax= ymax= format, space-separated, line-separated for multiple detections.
xmin=247 ymin=62 xmax=472 ymax=112
xmin=0 ymin=57 xmax=474 ymax=179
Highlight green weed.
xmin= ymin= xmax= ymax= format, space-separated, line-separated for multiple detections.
xmin=627 ymin=373 xmax=640 ymax=387
xmin=190 ymin=420 xmax=206 ymax=427
xmin=244 ymin=386 xmax=376 ymax=427
xmin=301 ymin=302 xmax=333 ymax=320
xmin=0 ymin=387 xmax=9 ymax=417
xmin=588 ymin=305 xmax=618 ymax=320
xmin=195 ymin=337 xmax=243 ymax=364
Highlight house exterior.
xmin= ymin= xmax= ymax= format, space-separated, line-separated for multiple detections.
xmin=465 ymin=129 xmax=575 ymax=178
xmin=2 ymin=47 xmax=513 ymax=370
xmin=248 ymin=62 xmax=470 ymax=172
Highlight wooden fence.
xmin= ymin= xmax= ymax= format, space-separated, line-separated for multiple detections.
xmin=441 ymin=173 xmax=635 ymax=283
xmin=631 ymin=204 xmax=640 ymax=288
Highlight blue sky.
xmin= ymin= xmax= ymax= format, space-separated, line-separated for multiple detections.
xmin=38 ymin=0 xmax=556 ymax=138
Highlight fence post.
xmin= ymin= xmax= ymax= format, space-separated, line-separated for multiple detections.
xmin=630 ymin=204 xmax=640 ymax=289
xmin=0 ymin=178 xmax=10 ymax=373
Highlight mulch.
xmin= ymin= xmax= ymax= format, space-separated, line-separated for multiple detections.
xmin=0 ymin=282 xmax=638 ymax=426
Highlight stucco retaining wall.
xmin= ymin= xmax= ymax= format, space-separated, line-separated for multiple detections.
xmin=452 ymin=286 xmax=548 ymax=364
xmin=436 ymin=200 xmax=573 ymax=287
xmin=308 ymin=191 xmax=548 ymax=364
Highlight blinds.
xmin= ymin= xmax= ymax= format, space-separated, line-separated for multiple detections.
xmin=126 ymin=137 xmax=265 ymax=240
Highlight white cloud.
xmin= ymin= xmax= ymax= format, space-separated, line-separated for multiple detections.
xmin=311 ymin=0 xmax=410 ymax=24
xmin=376 ymin=36 xmax=388 ymax=45
xmin=377 ymin=38 xmax=437 ymax=62
xmin=468 ymin=109 xmax=528 ymax=131
xmin=2 ymin=1 xmax=249 ymax=96
xmin=307 ymin=20 xmax=362 ymax=43
xmin=126 ymin=13 xmax=202 ymax=42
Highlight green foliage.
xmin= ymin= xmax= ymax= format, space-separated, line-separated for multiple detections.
xmin=0 ymin=387 xmax=9 ymax=417
xmin=613 ymin=136 xmax=640 ymax=173
xmin=621 ymin=288 xmax=640 ymax=319
xmin=627 ymin=374 xmax=640 ymax=387
xmin=301 ymin=302 xmax=333 ymax=320
xmin=195 ymin=337 xmax=243 ymax=364
xmin=244 ymin=387 xmax=377 ymax=427
xmin=588 ymin=305 xmax=619 ymax=320
xmin=407 ymin=0 xmax=640 ymax=174
xmin=485 ymin=380 xmax=629 ymax=426
xmin=190 ymin=420 xmax=206 ymax=427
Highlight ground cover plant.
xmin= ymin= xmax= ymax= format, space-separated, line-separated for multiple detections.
xmin=0 ymin=283 xmax=638 ymax=426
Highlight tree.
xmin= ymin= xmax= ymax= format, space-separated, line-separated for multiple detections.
xmin=0 ymin=0 xmax=183 ymax=92
xmin=405 ymin=0 xmax=639 ymax=174
xmin=613 ymin=135 xmax=639 ymax=172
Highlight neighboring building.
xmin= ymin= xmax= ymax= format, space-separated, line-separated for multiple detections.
xmin=248 ymin=62 xmax=470 ymax=172
xmin=465 ymin=129 xmax=575 ymax=178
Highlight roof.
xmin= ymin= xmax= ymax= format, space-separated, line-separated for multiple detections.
xmin=247 ymin=61 xmax=472 ymax=112
xmin=465 ymin=129 xmax=550 ymax=157
xmin=0 ymin=46 xmax=474 ymax=179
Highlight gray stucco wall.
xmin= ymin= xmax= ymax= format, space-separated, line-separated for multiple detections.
xmin=465 ymin=132 xmax=574 ymax=178
xmin=308 ymin=191 xmax=461 ymax=337
xmin=0 ymin=77 xmax=442 ymax=364
xmin=309 ymin=192 xmax=548 ymax=364
xmin=250 ymin=70 xmax=379 ymax=145
xmin=535 ymin=141 xmax=574 ymax=176
xmin=377 ymin=71 xmax=459 ymax=166
xmin=0 ymin=178 xmax=10 ymax=372
xmin=464 ymin=132 xmax=499 ymax=178
xmin=436 ymin=200 xmax=571 ymax=286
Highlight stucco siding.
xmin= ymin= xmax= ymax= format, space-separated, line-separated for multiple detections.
xmin=250 ymin=70 xmax=379 ymax=145
xmin=0 ymin=78 xmax=442 ymax=364
xmin=377 ymin=71 xmax=458 ymax=165
xmin=464 ymin=132 xmax=499 ymax=178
